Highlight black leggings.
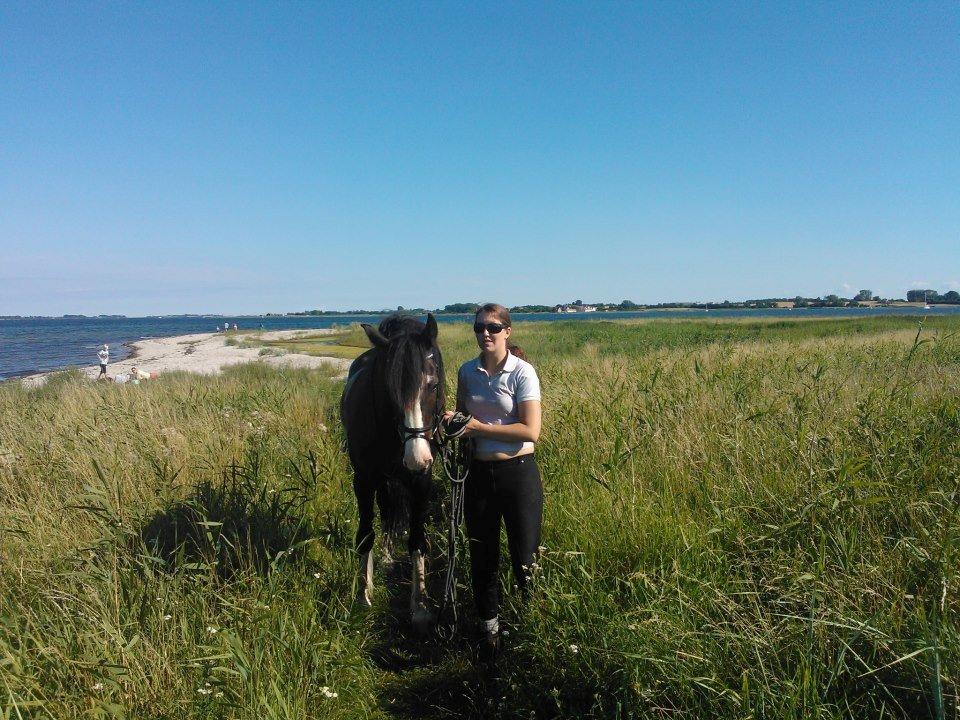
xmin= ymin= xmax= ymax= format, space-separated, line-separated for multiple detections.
xmin=465 ymin=454 xmax=543 ymax=621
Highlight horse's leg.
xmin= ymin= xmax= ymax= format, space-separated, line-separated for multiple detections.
xmin=353 ymin=473 xmax=376 ymax=607
xmin=375 ymin=488 xmax=396 ymax=565
xmin=407 ymin=470 xmax=434 ymax=633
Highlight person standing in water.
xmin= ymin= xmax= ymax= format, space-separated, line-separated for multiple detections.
xmin=98 ymin=344 xmax=109 ymax=379
xmin=446 ymin=303 xmax=543 ymax=662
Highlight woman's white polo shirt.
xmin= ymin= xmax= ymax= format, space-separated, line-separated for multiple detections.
xmin=458 ymin=351 xmax=541 ymax=457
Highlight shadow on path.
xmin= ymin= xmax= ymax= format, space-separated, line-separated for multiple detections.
xmin=363 ymin=546 xmax=507 ymax=719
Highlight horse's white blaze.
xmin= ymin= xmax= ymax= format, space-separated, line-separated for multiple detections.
xmin=402 ymin=402 xmax=432 ymax=472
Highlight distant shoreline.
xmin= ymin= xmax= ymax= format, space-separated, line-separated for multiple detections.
xmin=2 ymin=301 xmax=957 ymax=321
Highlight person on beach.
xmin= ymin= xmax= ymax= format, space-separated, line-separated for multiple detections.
xmin=98 ymin=344 xmax=109 ymax=379
xmin=444 ymin=303 xmax=543 ymax=662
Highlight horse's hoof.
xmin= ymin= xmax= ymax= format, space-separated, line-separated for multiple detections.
xmin=411 ymin=606 xmax=434 ymax=635
xmin=355 ymin=589 xmax=373 ymax=608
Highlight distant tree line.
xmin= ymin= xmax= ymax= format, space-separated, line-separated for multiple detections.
xmin=285 ymin=288 xmax=959 ymax=316
xmin=906 ymin=289 xmax=960 ymax=304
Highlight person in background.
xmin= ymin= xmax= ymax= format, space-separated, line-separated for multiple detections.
xmin=98 ymin=344 xmax=109 ymax=379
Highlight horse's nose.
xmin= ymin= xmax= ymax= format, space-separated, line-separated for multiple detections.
xmin=403 ymin=438 xmax=433 ymax=472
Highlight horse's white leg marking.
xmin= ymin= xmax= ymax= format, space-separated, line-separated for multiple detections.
xmin=410 ymin=549 xmax=433 ymax=632
xmin=402 ymin=403 xmax=433 ymax=472
xmin=357 ymin=550 xmax=374 ymax=607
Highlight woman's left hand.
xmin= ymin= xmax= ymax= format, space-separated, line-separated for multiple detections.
xmin=441 ymin=411 xmax=480 ymax=438
xmin=460 ymin=417 xmax=480 ymax=437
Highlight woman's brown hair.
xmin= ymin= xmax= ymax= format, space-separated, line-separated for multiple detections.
xmin=475 ymin=303 xmax=527 ymax=361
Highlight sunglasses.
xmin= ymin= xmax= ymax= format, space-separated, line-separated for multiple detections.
xmin=473 ymin=322 xmax=507 ymax=335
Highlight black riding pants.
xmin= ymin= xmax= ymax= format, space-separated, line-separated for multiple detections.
xmin=465 ymin=454 xmax=543 ymax=621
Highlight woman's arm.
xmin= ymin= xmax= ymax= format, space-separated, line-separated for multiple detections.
xmin=463 ymin=400 xmax=541 ymax=443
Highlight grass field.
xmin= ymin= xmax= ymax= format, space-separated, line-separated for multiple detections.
xmin=254 ymin=326 xmax=373 ymax=360
xmin=1 ymin=316 xmax=958 ymax=718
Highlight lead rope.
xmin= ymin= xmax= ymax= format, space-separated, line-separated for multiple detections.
xmin=435 ymin=413 xmax=472 ymax=627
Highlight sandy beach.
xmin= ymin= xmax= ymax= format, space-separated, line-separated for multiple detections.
xmin=19 ymin=330 xmax=352 ymax=388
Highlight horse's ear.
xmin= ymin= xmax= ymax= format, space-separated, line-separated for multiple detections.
xmin=422 ymin=313 xmax=438 ymax=344
xmin=362 ymin=323 xmax=389 ymax=348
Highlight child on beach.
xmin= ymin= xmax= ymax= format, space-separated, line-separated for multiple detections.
xmin=98 ymin=344 xmax=109 ymax=379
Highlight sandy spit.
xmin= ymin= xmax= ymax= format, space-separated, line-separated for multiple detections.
xmin=18 ymin=330 xmax=352 ymax=388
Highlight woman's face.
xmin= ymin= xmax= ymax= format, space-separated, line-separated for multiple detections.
xmin=474 ymin=312 xmax=511 ymax=354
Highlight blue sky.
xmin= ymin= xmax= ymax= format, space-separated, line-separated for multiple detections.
xmin=1 ymin=2 xmax=957 ymax=315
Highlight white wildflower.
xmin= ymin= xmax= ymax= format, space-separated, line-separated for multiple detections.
xmin=318 ymin=423 xmax=328 ymax=433
xmin=163 ymin=614 xmax=172 ymax=620
xmin=206 ymin=625 xmax=218 ymax=634
xmin=91 ymin=682 xmax=104 ymax=691
xmin=321 ymin=686 xmax=338 ymax=698
xmin=314 ymin=572 xmax=322 ymax=579
xmin=569 ymin=644 xmax=579 ymax=653
xmin=197 ymin=687 xmax=213 ymax=695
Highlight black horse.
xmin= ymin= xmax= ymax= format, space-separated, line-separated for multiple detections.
xmin=340 ymin=313 xmax=444 ymax=631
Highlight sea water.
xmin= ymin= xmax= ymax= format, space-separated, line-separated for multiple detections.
xmin=3 ymin=307 xmax=959 ymax=380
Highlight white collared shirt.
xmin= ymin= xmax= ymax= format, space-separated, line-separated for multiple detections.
xmin=458 ymin=351 xmax=541 ymax=456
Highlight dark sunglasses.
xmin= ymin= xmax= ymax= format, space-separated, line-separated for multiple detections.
xmin=473 ymin=322 xmax=506 ymax=335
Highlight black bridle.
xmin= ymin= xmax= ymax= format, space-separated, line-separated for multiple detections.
xmin=398 ymin=415 xmax=439 ymax=442
xmin=397 ymin=375 xmax=445 ymax=445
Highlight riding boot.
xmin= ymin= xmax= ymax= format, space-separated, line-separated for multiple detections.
xmin=479 ymin=630 xmax=500 ymax=663
xmin=476 ymin=617 xmax=500 ymax=663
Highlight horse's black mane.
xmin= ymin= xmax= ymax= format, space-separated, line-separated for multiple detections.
xmin=377 ymin=313 xmax=444 ymax=414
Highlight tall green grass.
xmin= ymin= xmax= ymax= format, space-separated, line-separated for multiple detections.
xmin=0 ymin=318 xmax=957 ymax=718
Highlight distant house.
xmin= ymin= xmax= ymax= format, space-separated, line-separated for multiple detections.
xmin=554 ymin=304 xmax=598 ymax=313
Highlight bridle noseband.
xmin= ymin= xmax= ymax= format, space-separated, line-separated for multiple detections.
xmin=398 ymin=421 xmax=437 ymax=442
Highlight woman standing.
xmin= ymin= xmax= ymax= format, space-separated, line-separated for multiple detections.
xmin=446 ymin=303 xmax=543 ymax=661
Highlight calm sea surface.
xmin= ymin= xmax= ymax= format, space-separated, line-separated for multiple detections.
xmin=3 ymin=307 xmax=960 ymax=380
